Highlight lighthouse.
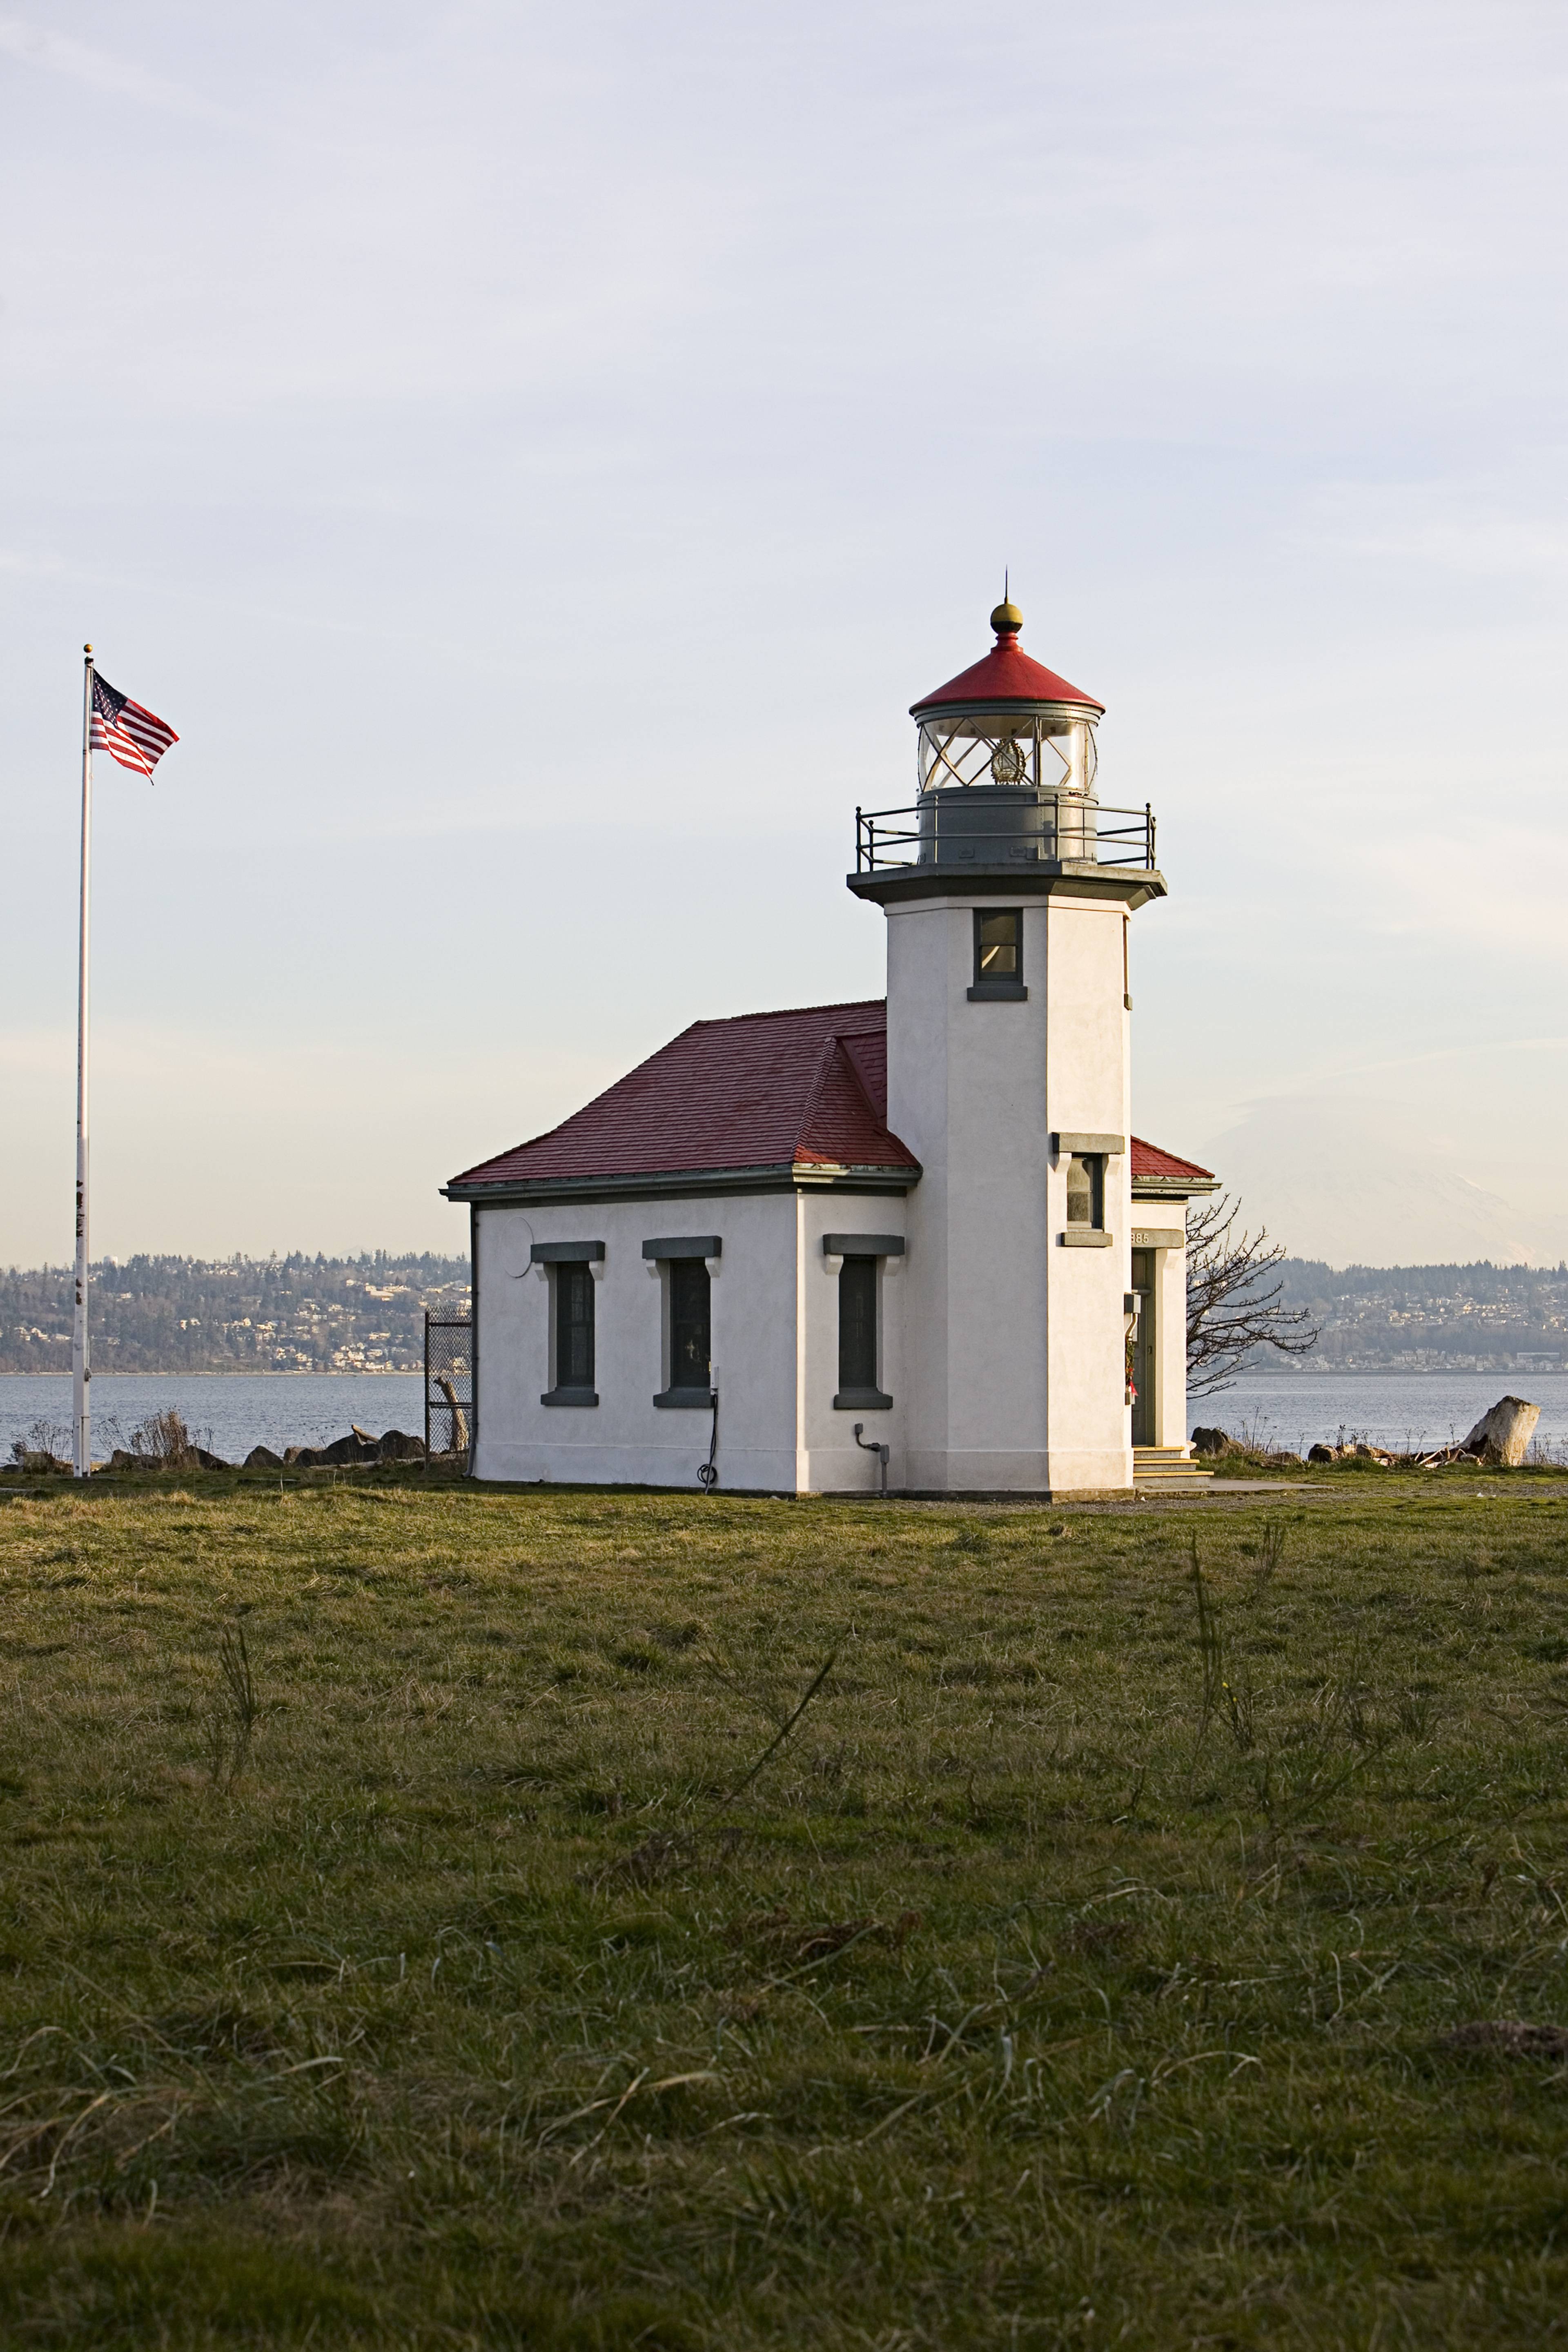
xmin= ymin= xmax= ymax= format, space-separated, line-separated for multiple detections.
xmin=848 ymin=597 xmax=1165 ymax=1493
xmin=446 ymin=593 xmax=1212 ymax=1496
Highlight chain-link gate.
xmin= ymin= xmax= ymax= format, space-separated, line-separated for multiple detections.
xmin=424 ymin=1313 xmax=474 ymax=1470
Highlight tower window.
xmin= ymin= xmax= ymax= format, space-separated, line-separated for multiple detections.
xmin=835 ymin=1256 xmax=891 ymax=1408
xmin=1066 ymin=1154 xmax=1104 ymax=1229
xmin=668 ymin=1258 xmax=711 ymax=1393
xmin=969 ymin=908 xmax=1027 ymax=1000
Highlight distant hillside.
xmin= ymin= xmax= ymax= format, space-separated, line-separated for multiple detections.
xmin=1269 ymin=1259 xmax=1568 ymax=1373
xmin=6 ymin=1251 xmax=1564 ymax=1381
xmin=0 ymin=1253 xmax=470 ymax=1375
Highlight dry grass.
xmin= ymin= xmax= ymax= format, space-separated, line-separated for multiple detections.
xmin=0 ymin=1463 xmax=1565 ymax=2345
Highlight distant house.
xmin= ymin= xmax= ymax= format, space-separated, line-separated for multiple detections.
xmin=445 ymin=600 xmax=1215 ymax=1495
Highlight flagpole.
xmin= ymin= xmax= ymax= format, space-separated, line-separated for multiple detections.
xmin=72 ymin=645 xmax=94 ymax=1480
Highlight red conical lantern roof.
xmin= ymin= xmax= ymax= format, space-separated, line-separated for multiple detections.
xmin=911 ymin=599 xmax=1103 ymax=718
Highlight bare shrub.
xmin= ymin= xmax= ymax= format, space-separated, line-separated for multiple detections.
xmin=9 ymin=1419 xmax=71 ymax=1472
xmin=129 ymin=1409 xmax=198 ymax=1470
xmin=1186 ymin=1194 xmax=1320 ymax=1396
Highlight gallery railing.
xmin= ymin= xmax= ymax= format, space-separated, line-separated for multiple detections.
xmin=854 ymin=792 xmax=1156 ymax=874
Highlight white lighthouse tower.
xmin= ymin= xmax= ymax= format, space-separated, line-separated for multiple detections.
xmin=848 ymin=596 xmax=1166 ymax=1494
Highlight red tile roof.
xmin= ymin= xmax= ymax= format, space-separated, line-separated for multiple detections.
xmin=912 ymin=627 xmax=1102 ymax=718
xmin=447 ymin=1001 xmax=1216 ymax=1196
xmin=1130 ymin=1136 xmax=1214 ymax=1183
xmin=448 ymin=1000 xmax=920 ymax=1192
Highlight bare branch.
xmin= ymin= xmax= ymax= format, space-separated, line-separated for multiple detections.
xmin=1185 ymin=1193 xmax=1320 ymax=1396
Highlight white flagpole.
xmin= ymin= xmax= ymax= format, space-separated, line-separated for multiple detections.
xmin=72 ymin=645 xmax=94 ymax=1479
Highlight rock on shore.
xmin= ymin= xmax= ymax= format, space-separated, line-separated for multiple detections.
xmin=1459 ymin=1397 xmax=1540 ymax=1467
xmin=243 ymin=1429 xmax=426 ymax=1470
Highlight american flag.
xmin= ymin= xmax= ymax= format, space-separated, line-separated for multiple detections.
xmin=90 ymin=673 xmax=178 ymax=780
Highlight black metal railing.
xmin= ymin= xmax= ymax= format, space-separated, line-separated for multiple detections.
xmin=854 ymin=793 xmax=1156 ymax=874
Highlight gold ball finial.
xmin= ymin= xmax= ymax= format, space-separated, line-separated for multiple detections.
xmin=990 ymin=598 xmax=1022 ymax=635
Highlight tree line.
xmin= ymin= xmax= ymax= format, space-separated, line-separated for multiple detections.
xmin=0 ymin=1252 xmax=470 ymax=1374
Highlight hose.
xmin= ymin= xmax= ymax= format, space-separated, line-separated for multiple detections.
xmin=697 ymin=1389 xmax=719 ymax=1490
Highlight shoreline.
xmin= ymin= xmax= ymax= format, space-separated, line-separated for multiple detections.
xmin=4 ymin=1369 xmax=1561 ymax=1384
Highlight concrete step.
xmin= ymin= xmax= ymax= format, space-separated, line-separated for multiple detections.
xmin=1133 ymin=1445 xmax=1213 ymax=1488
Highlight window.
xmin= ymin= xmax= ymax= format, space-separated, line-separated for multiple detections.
xmin=555 ymin=1261 xmax=595 ymax=1392
xmin=969 ymin=908 xmax=1026 ymax=999
xmin=835 ymin=1255 xmax=891 ymax=1408
xmin=668 ymin=1258 xmax=710 ymax=1393
xmin=839 ymin=1256 xmax=876 ymax=1390
xmin=1065 ymin=1153 xmax=1104 ymax=1229
xmin=826 ymin=1234 xmax=901 ymax=1408
xmin=531 ymin=1240 xmax=603 ymax=1403
xmin=645 ymin=1238 xmax=720 ymax=1407
xmin=1056 ymin=1134 xmax=1120 ymax=1247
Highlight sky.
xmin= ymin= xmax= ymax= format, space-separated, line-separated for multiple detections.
xmin=1 ymin=0 xmax=1564 ymax=1270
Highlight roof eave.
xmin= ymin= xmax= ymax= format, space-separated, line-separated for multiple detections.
xmin=788 ymin=1157 xmax=921 ymax=1181
xmin=909 ymin=695 xmax=1105 ymax=723
xmin=443 ymin=1157 xmax=922 ymax=1208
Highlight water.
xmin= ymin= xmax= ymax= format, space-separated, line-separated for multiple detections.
xmin=1196 ymin=1371 xmax=1568 ymax=1458
xmin=0 ymin=1373 xmax=426 ymax=1466
xmin=8 ymin=1368 xmax=1567 ymax=1472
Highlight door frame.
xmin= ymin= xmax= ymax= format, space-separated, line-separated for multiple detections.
xmin=1130 ymin=1247 xmax=1155 ymax=1446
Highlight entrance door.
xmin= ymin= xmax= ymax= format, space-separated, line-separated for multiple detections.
xmin=1130 ymin=1248 xmax=1155 ymax=1445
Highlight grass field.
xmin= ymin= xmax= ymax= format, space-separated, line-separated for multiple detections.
xmin=1 ymin=1464 xmax=1567 ymax=2348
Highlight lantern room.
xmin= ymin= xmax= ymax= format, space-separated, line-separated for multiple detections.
xmin=911 ymin=595 xmax=1104 ymax=800
xmin=852 ymin=599 xmax=1157 ymax=879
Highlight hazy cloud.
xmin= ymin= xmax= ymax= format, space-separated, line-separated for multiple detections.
xmin=0 ymin=14 xmax=226 ymax=118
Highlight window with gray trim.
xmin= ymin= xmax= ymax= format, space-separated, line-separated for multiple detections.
xmin=668 ymin=1258 xmax=710 ymax=1393
xmin=555 ymin=1262 xmax=595 ymax=1391
xmin=970 ymin=907 xmax=1025 ymax=999
xmin=835 ymin=1256 xmax=891 ymax=1409
xmin=840 ymin=1257 xmax=876 ymax=1390
xmin=1066 ymin=1153 xmax=1105 ymax=1229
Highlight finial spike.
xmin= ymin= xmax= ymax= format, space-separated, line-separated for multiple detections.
xmin=989 ymin=576 xmax=1023 ymax=638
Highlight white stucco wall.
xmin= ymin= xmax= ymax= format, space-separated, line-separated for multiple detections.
xmin=886 ymin=897 xmax=1053 ymax=1490
xmin=471 ymin=1189 xmax=906 ymax=1493
xmin=884 ymin=887 xmax=1139 ymax=1494
xmin=1042 ymin=893 xmax=1134 ymax=1491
